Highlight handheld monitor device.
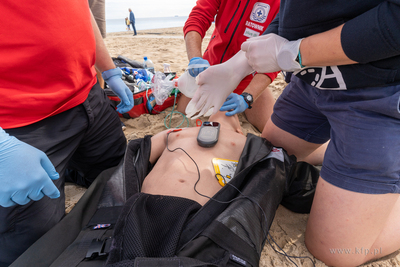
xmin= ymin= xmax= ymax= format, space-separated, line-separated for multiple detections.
xmin=197 ymin=121 xmax=220 ymax=148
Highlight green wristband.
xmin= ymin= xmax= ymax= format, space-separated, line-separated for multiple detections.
xmin=296 ymin=50 xmax=305 ymax=68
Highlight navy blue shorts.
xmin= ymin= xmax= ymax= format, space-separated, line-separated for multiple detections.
xmin=272 ymin=75 xmax=400 ymax=194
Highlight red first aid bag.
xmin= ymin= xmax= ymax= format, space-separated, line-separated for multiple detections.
xmin=106 ymin=88 xmax=180 ymax=119
xmin=105 ymin=56 xmax=180 ymax=118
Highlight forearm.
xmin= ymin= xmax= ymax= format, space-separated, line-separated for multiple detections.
xmin=90 ymin=11 xmax=115 ymax=72
xmin=300 ymin=24 xmax=357 ymax=67
xmin=185 ymin=31 xmax=203 ymax=60
xmin=243 ymin=74 xmax=271 ymax=101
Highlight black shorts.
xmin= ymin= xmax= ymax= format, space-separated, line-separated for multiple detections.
xmin=107 ymin=193 xmax=202 ymax=263
xmin=0 ymin=83 xmax=126 ymax=266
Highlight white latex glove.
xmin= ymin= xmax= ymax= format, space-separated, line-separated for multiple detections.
xmin=241 ymin=33 xmax=303 ymax=73
xmin=185 ymin=51 xmax=253 ymax=119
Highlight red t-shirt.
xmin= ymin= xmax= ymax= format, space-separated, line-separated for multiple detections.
xmin=0 ymin=1 xmax=97 ymax=129
xmin=184 ymin=0 xmax=280 ymax=94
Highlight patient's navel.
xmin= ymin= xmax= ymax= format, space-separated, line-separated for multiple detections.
xmin=178 ymin=179 xmax=185 ymax=183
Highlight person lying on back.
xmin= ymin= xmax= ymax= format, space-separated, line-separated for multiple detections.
xmin=13 ymin=111 xmax=316 ymax=266
xmin=143 ymin=111 xmax=247 ymax=205
xmin=105 ymin=111 xmax=311 ymax=266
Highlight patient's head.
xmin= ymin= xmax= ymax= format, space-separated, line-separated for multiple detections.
xmin=208 ymin=111 xmax=243 ymax=135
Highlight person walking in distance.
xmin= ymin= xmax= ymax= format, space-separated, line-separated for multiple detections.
xmin=129 ymin=8 xmax=137 ymax=36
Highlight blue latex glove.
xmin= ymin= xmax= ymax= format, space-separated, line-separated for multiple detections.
xmin=187 ymin=57 xmax=210 ymax=77
xmin=0 ymin=129 xmax=60 ymax=207
xmin=102 ymin=68 xmax=134 ymax=114
xmin=219 ymin=93 xmax=249 ymax=116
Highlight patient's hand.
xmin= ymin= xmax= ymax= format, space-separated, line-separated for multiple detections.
xmin=186 ymin=51 xmax=253 ymax=119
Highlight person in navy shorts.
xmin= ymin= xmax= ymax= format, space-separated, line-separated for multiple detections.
xmin=188 ymin=0 xmax=400 ymax=266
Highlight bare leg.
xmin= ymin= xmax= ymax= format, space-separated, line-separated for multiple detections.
xmin=262 ymin=119 xmax=321 ymax=161
xmin=263 ymin=115 xmax=328 ymax=165
xmin=244 ymin=87 xmax=275 ymax=132
xmin=263 ymin=120 xmax=400 ymax=266
xmin=305 ymin=178 xmax=400 ymax=267
xmin=301 ymin=141 xmax=328 ymax=166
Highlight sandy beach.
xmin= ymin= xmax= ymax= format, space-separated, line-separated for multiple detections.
xmin=65 ymin=26 xmax=400 ymax=267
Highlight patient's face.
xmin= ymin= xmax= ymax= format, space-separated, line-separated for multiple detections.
xmin=208 ymin=112 xmax=243 ymax=135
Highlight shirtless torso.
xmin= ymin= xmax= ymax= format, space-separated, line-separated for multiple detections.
xmin=141 ymin=121 xmax=247 ymax=206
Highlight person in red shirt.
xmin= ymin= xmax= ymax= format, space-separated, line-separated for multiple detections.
xmin=0 ymin=2 xmax=134 ymax=265
xmin=177 ymin=0 xmax=280 ymax=132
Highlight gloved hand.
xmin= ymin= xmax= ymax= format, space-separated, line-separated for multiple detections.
xmin=0 ymin=129 xmax=60 ymax=207
xmin=186 ymin=51 xmax=253 ymax=119
xmin=220 ymin=93 xmax=248 ymax=116
xmin=102 ymin=68 xmax=134 ymax=114
xmin=187 ymin=57 xmax=210 ymax=77
xmin=241 ymin=33 xmax=303 ymax=73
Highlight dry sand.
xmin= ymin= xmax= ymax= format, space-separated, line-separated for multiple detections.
xmin=65 ymin=26 xmax=400 ymax=267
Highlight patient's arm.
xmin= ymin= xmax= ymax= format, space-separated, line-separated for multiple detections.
xmin=149 ymin=130 xmax=169 ymax=164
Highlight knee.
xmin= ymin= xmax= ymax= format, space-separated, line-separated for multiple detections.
xmin=0 ymin=200 xmax=64 ymax=264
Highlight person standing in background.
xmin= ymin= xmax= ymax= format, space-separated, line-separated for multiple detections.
xmin=89 ymin=0 xmax=106 ymax=38
xmin=129 ymin=8 xmax=137 ymax=36
xmin=177 ymin=0 xmax=280 ymax=132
